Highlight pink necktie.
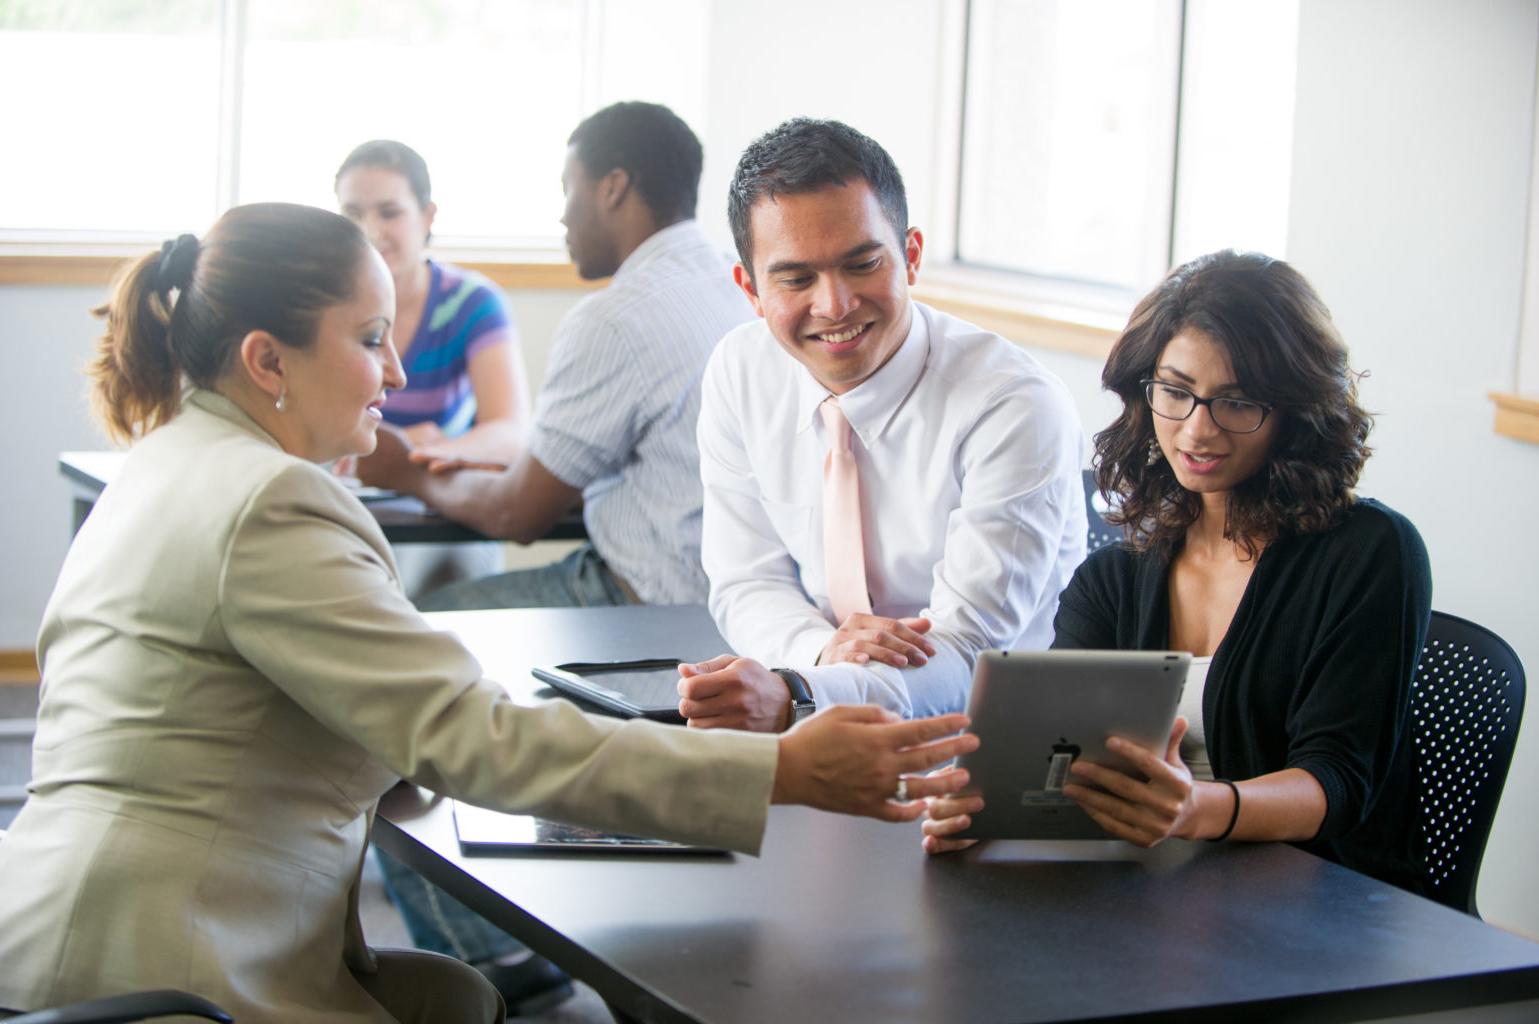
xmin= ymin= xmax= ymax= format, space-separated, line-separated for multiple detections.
xmin=821 ymin=398 xmax=872 ymax=623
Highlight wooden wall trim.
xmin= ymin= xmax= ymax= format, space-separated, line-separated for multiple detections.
xmin=912 ymin=280 xmax=1121 ymax=361
xmin=1491 ymin=391 xmax=1539 ymax=445
xmin=0 ymin=650 xmax=38 ymax=683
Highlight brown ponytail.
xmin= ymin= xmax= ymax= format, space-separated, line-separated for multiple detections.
xmin=87 ymin=204 xmax=372 ymax=445
xmin=90 ymin=252 xmax=183 ymax=444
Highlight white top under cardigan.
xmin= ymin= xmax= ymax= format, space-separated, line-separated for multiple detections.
xmin=1179 ymin=655 xmax=1216 ymax=781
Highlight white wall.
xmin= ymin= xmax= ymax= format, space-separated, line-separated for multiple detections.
xmin=0 ymin=286 xmax=109 ymax=646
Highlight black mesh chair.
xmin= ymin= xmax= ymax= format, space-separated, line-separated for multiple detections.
xmin=1412 ymin=611 xmax=1526 ymax=917
xmin=1082 ymin=469 xmax=1124 ymax=553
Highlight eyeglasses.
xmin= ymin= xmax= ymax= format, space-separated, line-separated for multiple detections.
xmin=1141 ymin=379 xmax=1274 ymax=434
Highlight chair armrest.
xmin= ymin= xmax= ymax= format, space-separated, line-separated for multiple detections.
xmin=6 ymin=989 xmax=233 ymax=1024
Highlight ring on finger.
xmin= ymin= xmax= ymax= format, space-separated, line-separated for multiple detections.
xmin=894 ymin=776 xmax=909 ymax=802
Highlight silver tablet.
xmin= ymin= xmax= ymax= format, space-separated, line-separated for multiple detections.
xmin=956 ymin=650 xmax=1189 ymax=840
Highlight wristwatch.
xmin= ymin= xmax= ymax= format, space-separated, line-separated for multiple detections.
xmin=771 ymin=667 xmax=817 ymax=727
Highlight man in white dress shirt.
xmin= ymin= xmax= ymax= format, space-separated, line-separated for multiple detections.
xmin=680 ymin=118 xmax=1087 ymax=733
xmin=361 ymin=101 xmax=754 ymax=610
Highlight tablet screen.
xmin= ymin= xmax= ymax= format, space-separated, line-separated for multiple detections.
xmin=573 ymin=666 xmax=683 ymax=709
xmin=533 ymin=659 xmax=686 ymax=721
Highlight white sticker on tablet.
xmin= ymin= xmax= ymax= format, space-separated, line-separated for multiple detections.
xmin=1044 ymin=752 xmax=1074 ymax=792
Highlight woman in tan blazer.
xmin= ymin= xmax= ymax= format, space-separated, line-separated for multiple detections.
xmin=0 ymin=204 xmax=976 ymax=1023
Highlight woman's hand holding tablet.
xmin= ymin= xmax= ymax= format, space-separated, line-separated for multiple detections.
xmin=1061 ymin=719 xmax=1209 ymax=846
xmin=923 ymin=718 xmax=1200 ymax=854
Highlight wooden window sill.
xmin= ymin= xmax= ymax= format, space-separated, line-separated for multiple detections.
xmin=1491 ymin=391 xmax=1539 ymax=444
xmin=0 ymin=243 xmax=600 ymax=291
xmin=0 ymin=649 xmax=39 ymax=683
xmin=2 ymin=247 xmax=1121 ymax=359
xmin=911 ymin=281 xmax=1120 ymax=361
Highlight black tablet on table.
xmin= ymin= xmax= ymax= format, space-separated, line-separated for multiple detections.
xmin=452 ymin=801 xmax=726 ymax=855
xmin=532 ymin=658 xmax=686 ymax=724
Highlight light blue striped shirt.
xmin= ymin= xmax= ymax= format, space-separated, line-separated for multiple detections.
xmin=530 ymin=221 xmax=755 ymax=604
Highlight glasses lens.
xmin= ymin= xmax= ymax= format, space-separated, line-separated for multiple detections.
xmin=1211 ymin=399 xmax=1266 ymax=433
xmin=1146 ymin=381 xmax=1194 ymax=420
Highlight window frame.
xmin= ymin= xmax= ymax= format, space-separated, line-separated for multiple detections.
xmin=945 ymin=0 xmax=1188 ymax=314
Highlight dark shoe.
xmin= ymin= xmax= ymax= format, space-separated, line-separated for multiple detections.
xmin=475 ymin=953 xmax=574 ymax=1018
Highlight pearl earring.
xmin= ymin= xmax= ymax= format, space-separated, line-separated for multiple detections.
xmin=275 ymin=387 xmax=287 ymax=412
xmin=1147 ymin=438 xmax=1162 ymax=465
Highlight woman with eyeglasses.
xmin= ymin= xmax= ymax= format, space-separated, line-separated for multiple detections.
xmin=924 ymin=250 xmax=1433 ymax=896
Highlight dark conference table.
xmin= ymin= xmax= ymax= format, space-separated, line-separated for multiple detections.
xmin=376 ymin=605 xmax=1539 ymax=1024
xmin=58 ymin=450 xmax=586 ymax=544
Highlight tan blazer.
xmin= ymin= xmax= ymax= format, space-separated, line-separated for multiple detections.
xmin=0 ymin=390 xmax=777 ymax=1021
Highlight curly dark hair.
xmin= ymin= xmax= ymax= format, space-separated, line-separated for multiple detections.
xmin=1095 ymin=250 xmax=1373 ymax=558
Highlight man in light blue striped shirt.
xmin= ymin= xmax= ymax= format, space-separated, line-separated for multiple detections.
xmin=361 ymin=101 xmax=753 ymax=610
xmin=354 ymin=101 xmax=753 ymax=1010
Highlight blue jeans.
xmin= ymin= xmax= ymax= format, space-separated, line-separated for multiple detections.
xmin=380 ymin=544 xmax=631 ymax=964
xmin=416 ymin=543 xmax=631 ymax=612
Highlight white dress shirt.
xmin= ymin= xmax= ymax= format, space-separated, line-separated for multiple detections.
xmin=531 ymin=220 xmax=755 ymax=604
xmin=698 ymin=301 xmax=1087 ymax=717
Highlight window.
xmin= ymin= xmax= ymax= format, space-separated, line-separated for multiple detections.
xmin=957 ymin=0 xmax=1182 ymax=297
xmin=0 ymin=0 xmax=709 ymax=248
xmin=1170 ymin=0 xmax=1297 ymax=267
xmin=951 ymin=0 xmax=1298 ymax=307
xmin=0 ymin=1 xmax=224 ymax=236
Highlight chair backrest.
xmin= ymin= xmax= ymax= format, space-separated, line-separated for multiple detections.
xmin=1082 ymin=469 xmax=1124 ymax=553
xmin=1411 ymin=611 xmax=1526 ymax=917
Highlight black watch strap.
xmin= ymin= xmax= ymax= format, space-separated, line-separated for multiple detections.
xmin=771 ymin=668 xmax=817 ymax=722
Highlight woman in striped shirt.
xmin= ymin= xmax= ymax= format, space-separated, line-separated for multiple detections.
xmin=335 ymin=140 xmax=530 ymax=467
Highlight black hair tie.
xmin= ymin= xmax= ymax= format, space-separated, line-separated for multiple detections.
xmin=154 ymin=233 xmax=200 ymax=294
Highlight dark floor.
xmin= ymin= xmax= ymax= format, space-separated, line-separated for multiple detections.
xmin=0 ymin=682 xmax=608 ymax=1022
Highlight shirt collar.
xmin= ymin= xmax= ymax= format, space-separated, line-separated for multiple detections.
xmin=612 ymin=220 xmax=705 ymax=284
xmin=794 ymin=301 xmax=930 ymax=446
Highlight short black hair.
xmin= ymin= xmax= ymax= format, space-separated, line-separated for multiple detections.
xmin=728 ymin=118 xmax=909 ymax=272
xmin=335 ymin=140 xmax=432 ymax=209
xmin=567 ymin=101 xmax=702 ymax=225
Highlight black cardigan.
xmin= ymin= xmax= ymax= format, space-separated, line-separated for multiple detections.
xmin=1052 ymin=499 xmax=1433 ymax=894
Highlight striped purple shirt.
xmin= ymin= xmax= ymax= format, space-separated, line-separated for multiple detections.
xmin=382 ymin=260 xmax=518 ymax=434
